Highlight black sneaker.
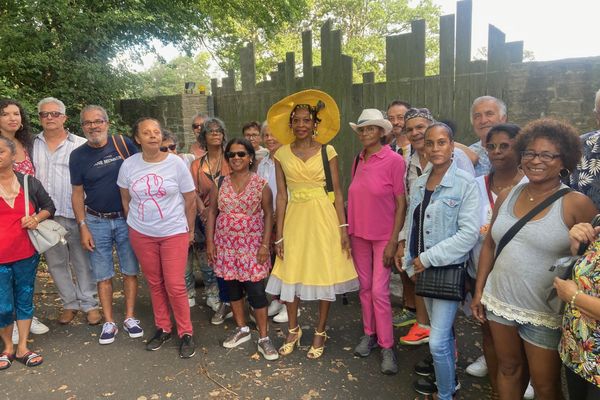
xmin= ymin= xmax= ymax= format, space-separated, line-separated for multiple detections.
xmin=179 ymin=334 xmax=196 ymax=358
xmin=146 ymin=329 xmax=172 ymax=351
xmin=413 ymin=374 xmax=461 ymax=395
xmin=414 ymin=355 xmax=434 ymax=376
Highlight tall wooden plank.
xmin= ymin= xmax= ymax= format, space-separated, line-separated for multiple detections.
xmin=285 ymin=52 xmax=295 ymax=93
xmin=302 ymin=30 xmax=314 ymax=87
xmin=240 ymin=43 xmax=256 ymax=93
xmin=456 ymin=0 xmax=472 ymax=74
xmin=439 ymin=14 xmax=455 ymax=77
xmin=363 ymin=72 xmax=375 ymax=107
xmin=397 ymin=34 xmax=411 ymax=79
xmin=410 ymin=19 xmax=426 ymax=78
xmin=321 ymin=19 xmax=333 ymax=80
xmin=506 ymin=41 xmax=524 ymax=63
xmin=327 ymin=29 xmax=343 ymax=96
xmin=487 ymin=25 xmax=507 ymax=72
xmin=386 ymin=35 xmax=401 ymax=82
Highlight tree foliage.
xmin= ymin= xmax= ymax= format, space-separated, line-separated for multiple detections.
xmin=0 ymin=0 xmax=305 ymax=131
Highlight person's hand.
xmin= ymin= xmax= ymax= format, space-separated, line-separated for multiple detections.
xmin=383 ymin=240 xmax=398 ymax=268
xmin=199 ymin=207 xmax=208 ymax=224
xmin=275 ymin=240 xmax=284 ymax=260
xmin=341 ymin=231 xmax=351 ymax=259
xmin=188 ymin=231 xmax=195 ymax=246
xmin=257 ymin=245 xmax=269 ymax=265
xmin=413 ymin=256 xmax=425 ymax=274
xmin=21 ymin=215 xmax=39 ymax=230
xmin=569 ymin=222 xmax=600 ymax=255
xmin=206 ymin=241 xmax=216 ymax=264
xmin=80 ymin=224 xmax=95 ymax=252
xmin=394 ymin=241 xmax=405 ymax=273
xmin=553 ymin=277 xmax=579 ymax=303
xmin=471 ymin=291 xmax=487 ymax=323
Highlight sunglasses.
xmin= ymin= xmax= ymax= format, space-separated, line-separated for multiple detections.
xmin=39 ymin=111 xmax=63 ymax=119
xmin=192 ymin=123 xmax=202 ymax=129
xmin=485 ymin=143 xmax=511 ymax=151
xmin=159 ymin=144 xmax=177 ymax=152
xmin=226 ymin=151 xmax=248 ymax=158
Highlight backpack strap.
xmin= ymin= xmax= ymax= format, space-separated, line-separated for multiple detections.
xmin=111 ymin=135 xmax=131 ymax=160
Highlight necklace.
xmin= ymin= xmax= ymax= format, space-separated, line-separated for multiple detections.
xmin=205 ymin=151 xmax=223 ymax=186
xmin=524 ymin=183 xmax=561 ymax=202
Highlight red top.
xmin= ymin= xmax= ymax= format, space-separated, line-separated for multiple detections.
xmin=0 ymin=188 xmax=36 ymax=263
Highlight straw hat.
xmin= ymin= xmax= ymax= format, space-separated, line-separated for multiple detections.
xmin=266 ymin=89 xmax=340 ymax=145
xmin=349 ymin=109 xmax=392 ymax=134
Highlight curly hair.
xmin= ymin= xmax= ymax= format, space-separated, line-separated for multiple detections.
xmin=516 ymin=118 xmax=581 ymax=171
xmin=0 ymin=98 xmax=33 ymax=152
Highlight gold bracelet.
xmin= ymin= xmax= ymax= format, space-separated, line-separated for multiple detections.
xmin=570 ymin=290 xmax=583 ymax=308
xmin=32 ymin=215 xmax=39 ymax=223
xmin=260 ymin=244 xmax=269 ymax=250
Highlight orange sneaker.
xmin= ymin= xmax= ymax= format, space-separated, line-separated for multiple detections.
xmin=399 ymin=323 xmax=430 ymax=345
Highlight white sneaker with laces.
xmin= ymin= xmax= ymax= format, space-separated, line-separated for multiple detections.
xmin=267 ymin=300 xmax=284 ymax=317
xmin=30 ymin=316 xmax=49 ymax=335
xmin=465 ymin=355 xmax=488 ymax=377
xmin=523 ymin=380 xmax=535 ymax=399
xmin=273 ymin=307 xmax=300 ymax=323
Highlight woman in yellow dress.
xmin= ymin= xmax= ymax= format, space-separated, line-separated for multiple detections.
xmin=265 ymin=90 xmax=359 ymax=359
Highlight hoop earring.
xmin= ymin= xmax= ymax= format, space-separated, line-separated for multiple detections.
xmin=19 ymin=124 xmax=23 ymax=131
xmin=559 ymin=168 xmax=571 ymax=179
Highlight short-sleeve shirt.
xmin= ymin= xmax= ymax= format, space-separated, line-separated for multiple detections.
xmin=469 ymin=140 xmax=491 ymax=177
xmin=348 ymin=145 xmax=405 ymax=240
xmin=117 ymin=153 xmax=195 ymax=237
xmin=571 ymin=130 xmax=600 ymax=209
xmin=69 ymin=136 xmax=139 ymax=213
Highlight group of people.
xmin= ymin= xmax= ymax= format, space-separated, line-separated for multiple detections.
xmin=0 ymin=88 xmax=599 ymax=400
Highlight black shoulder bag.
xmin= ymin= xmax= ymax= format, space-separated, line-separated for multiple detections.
xmin=321 ymin=145 xmax=335 ymax=203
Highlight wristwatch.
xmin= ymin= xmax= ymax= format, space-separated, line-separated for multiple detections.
xmin=78 ymin=220 xmax=87 ymax=227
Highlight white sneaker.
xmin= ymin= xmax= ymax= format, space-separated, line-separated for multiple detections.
xmin=465 ymin=355 xmax=488 ymax=377
xmin=523 ymin=380 xmax=535 ymax=399
xmin=11 ymin=324 xmax=19 ymax=344
xmin=273 ymin=307 xmax=300 ymax=323
xmin=267 ymin=300 xmax=284 ymax=317
xmin=188 ymin=297 xmax=196 ymax=307
xmin=30 ymin=316 xmax=49 ymax=335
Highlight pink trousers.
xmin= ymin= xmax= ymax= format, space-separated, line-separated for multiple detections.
xmin=129 ymin=229 xmax=192 ymax=337
xmin=351 ymin=235 xmax=394 ymax=348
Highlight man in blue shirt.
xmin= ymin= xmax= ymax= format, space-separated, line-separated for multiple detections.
xmin=70 ymin=105 xmax=143 ymax=346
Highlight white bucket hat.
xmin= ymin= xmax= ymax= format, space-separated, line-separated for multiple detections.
xmin=349 ymin=109 xmax=393 ymax=134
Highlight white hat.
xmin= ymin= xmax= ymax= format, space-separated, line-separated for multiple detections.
xmin=349 ymin=109 xmax=393 ymax=134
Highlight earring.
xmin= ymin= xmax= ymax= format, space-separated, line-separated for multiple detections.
xmin=249 ymin=160 xmax=253 ymax=166
xmin=313 ymin=130 xmax=318 ymax=137
xmin=559 ymin=168 xmax=571 ymax=179
xmin=19 ymin=124 xmax=23 ymax=130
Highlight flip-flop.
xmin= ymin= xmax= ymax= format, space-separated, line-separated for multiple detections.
xmin=0 ymin=352 xmax=14 ymax=370
xmin=16 ymin=351 xmax=43 ymax=367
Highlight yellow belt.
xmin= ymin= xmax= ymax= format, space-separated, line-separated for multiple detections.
xmin=289 ymin=187 xmax=327 ymax=203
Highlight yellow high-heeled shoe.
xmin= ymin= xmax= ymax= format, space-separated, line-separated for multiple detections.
xmin=307 ymin=329 xmax=329 ymax=359
xmin=279 ymin=326 xmax=302 ymax=356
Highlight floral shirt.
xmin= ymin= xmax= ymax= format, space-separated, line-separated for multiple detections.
xmin=559 ymin=240 xmax=600 ymax=388
xmin=571 ymin=130 xmax=600 ymax=210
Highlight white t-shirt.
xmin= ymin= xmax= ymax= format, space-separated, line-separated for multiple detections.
xmin=117 ymin=153 xmax=195 ymax=237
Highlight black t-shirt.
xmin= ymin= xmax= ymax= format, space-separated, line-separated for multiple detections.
xmin=410 ymin=189 xmax=434 ymax=258
xmin=69 ymin=136 xmax=138 ymax=213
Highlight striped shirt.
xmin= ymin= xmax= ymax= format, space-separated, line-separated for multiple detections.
xmin=33 ymin=132 xmax=87 ymax=218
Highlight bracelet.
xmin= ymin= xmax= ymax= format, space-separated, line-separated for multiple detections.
xmin=260 ymin=244 xmax=269 ymax=250
xmin=274 ymin=238 xmax=284 ymax=245
xmin=338 ymin=223 xmax=349 ymax=228
xmin=32 ymin=215 xmax=39 ymax=223
xmin=570 ymin=290 xmax=583 ymax=308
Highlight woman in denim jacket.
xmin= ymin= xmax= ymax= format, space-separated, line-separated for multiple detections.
xmin=403 ymin=123 xmax=480 ymax=400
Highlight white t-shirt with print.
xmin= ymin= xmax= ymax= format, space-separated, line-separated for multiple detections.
xmin=117 ymin=153 xmax=195 ymax=237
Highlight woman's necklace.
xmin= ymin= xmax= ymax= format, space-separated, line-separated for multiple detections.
xmin=524 ymin=182 xmax=561 ymax=202
xmin=205 ymin=151 xmax=223 ymax=186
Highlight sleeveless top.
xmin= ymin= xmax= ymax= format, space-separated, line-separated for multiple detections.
xmin=481 ymin=183 xmax=570 ymax=329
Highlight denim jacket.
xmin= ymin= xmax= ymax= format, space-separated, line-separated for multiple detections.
xmin=402 ymin=161 xmax=480 ymax=277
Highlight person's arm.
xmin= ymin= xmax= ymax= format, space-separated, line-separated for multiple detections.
xmin=120 ymin=188 xmax=131 ymax=217
xmin=205 ymin=185 xmax=219 ymax=264
xmin=72 ymin=184 xmax=94 ymax=251
xmin=329 ymin=152 xmax=351 ymax=258
xmin=183 ymin=191 xmax=196 ymax=245
xmin=554 ymin=276 xmax=600 ymax=320
xmin=385 ymin=194 xmax=406 ymax=268
xmin=274 ymin=159 xmax=288 ymax=260
xmin=21 ymin=176 xmax=55 ymax=230
xmin=258 ymin=183 xmax=274 ymax=265
xmin=455 ymin=142 xmax=479 ymax=165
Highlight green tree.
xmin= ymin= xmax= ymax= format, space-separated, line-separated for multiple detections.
xmin=0 ymin=0 xmax=306 ymax=132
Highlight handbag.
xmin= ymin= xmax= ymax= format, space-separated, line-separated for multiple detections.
xmin=414 ymin=195 xmax=467 ymax=301
xmin=23 ymin=174 xmax=68 ymax=253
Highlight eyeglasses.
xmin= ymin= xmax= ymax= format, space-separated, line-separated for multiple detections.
xmin=159 ymin=144 xmax=177 ymax=152
xmin=521 ymin=150 xmax=561 ymax=162
xmin=226 ymin=151 xmax=248 ymax=158
xmin=192 ymin=123 xmax=202 ymax=129
xmin=485 ymin=143 xmax=511 ymax=152
xmin=244 ymin=133 xmax=260 ymax=138
xmin=207 ymin=129 xmax=223 ymax=135
xmin=39 ymin=111 xmax=63 ymax=119
xmin=81 ymin=119 xmax=107 ymax=128
xmin=356 ymin=126 xmax=380 ymax=135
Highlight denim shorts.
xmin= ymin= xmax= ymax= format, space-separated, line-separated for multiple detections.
xmin=486 ymin=310 xmax=561 ymax=350
xmin=86 ymin=214 xmax=139 ymax=282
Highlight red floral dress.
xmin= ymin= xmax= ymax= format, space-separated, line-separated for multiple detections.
xmin=13 ymin=150 xmax=35 ymax=175
xmin=213 ymin=174 xmax=269 ymax=282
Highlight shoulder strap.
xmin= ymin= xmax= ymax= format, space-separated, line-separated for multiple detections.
xmin=111 ymin=135 xmax=130 ymax=160
xmin=495 ymin=188 xmax=571 ymax=259
xmin=351 ymin=152 xmax=360 ymax=178
xmin=23 ymin=174 xmax=30 ymax=217
xmin=217 ymin=175 xmax=225 ymax=189
xmin=321 ymin=145 xmax=333 ymax=193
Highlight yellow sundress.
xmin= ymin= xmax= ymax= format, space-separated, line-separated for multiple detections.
xmin=266 ymin=144 xmax=359 ymax=301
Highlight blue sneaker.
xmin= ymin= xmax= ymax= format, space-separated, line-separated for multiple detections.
xmin=123 ymin=318 xmax=144 ymax=339
xmin=99 ymin=322 xmax=118 ymax=345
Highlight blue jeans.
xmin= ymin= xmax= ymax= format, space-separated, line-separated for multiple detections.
xmin=85 ymin=214 xmax=139 ymax=282
xmin=185 ymin=216 xmax=216 ymax=296
xmin=424 ymin=297 xmax=459 ymax=400
xmin=0 ymin=253 xmax=40 ymax=328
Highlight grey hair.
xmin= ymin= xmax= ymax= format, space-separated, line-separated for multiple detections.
xmin=260 ymin=121 xmax=269 ymax=136
xmin=80 ymin=105 xmax=109 ymax=124
xmin=193 ymin=112 xmax=209 ymax=121
xmin=470 ymin=96 xmax=507 ymax=124
xmin=199 ymin=117 xmax=227 ymax=148
xmin=38 ymin=97 xmax=66 ymax=114
xmin=594 ymin=89 xmax=600 ymax=113
xmin=0 ymin=135 xmax=17 ymax=155
xmin=161 ymin=128 xmax=177 ymax=144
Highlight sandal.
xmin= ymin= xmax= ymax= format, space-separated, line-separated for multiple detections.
xmin=307 ymin=330 xmax=329 ymax=359
xmin=0 ymin=352 xmax=13 ymax=370
xmin=279 ymin=326 xmax=302 ymax=356
xmin=16 ymin=351 xmax=43 ymax=367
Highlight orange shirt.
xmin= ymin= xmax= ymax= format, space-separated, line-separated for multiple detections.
xmin=190 ymin=154 xmax=231 ymax=206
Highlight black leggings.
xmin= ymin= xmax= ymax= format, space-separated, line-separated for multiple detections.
xmin=224 ymin=279 xmax=268 ymax=309
xmin=565 ymin=366 xmax=600 ymax=400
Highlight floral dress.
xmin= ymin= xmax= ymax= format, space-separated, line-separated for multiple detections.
xmin=213 ymin=174 xmax=269 ymax=282
xmin=559 ymin=240 xmax=600 ymax=388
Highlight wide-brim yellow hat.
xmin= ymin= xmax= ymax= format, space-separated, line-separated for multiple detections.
xmin=267 ymin=89 xmax=340 ymax=145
